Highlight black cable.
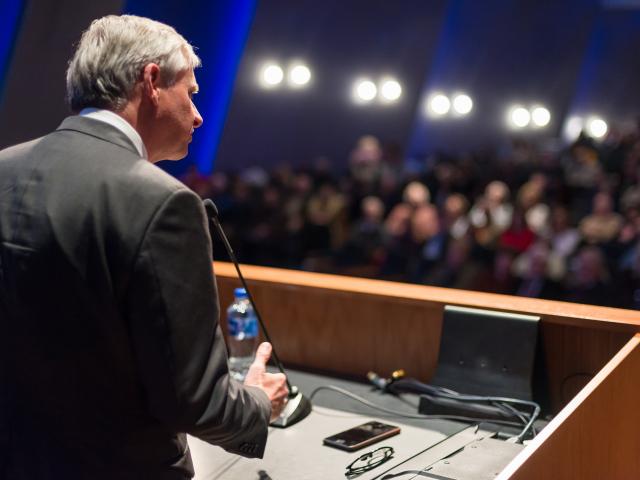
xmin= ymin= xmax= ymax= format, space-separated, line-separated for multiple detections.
xmin=491 ymin=401 xmax=527 ymax=424
xmin=433 ymin=392 xmax=539 ymax=443
xmin=309 ymin=385 xmax=525 ymax=428
xmin=491 ymin=401 xmax=537 ymax=436
xmin=382 ymin=377 xmax=540 ymax=442
xmin=386 ymin=378 xmax=452 ymax=397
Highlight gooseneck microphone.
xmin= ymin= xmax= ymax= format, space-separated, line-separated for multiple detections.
xmin=203 ymin=198 xmax=311 ymax=428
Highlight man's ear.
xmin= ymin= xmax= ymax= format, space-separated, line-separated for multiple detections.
xmin=142 ymin=63 xmax=161 ymax=106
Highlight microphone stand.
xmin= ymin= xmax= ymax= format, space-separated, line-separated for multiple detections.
xmin=203 ymin=199 xmax=311 ymax=428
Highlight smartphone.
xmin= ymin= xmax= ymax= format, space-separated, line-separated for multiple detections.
xmin=322 ymin=421 xmax=401 ymax=452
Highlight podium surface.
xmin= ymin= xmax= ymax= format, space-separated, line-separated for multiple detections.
xmin=189 ymin=370 xmax=523 ymax=480
xmin=212 ymin=262 xmax=640 ymax=480
xmin=190 ymin=408 xmax=453 ymax=480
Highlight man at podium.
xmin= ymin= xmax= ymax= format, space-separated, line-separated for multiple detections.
xmin=0 ymin=14 xmax=287 ymax=479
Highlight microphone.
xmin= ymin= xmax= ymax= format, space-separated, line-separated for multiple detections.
xmin=203 ymin=198 xmax=311 ymax=428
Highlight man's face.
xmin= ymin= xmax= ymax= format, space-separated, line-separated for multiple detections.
xmin=151 ymin=68 xmax=203 ymax=161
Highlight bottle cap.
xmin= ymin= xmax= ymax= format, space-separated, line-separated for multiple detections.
xmin=234 ymin=287 xmax=248 ymax=299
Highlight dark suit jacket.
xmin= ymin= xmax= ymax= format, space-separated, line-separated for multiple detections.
xmin=0 ymin=116 xmax=270 ymax=479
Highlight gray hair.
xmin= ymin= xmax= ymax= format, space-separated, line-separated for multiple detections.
xmin=66 ymin=15 xmax=201 ymax=112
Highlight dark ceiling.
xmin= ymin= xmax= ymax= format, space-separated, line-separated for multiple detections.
xmin=215 ymin=0 xmax=640 ymax=172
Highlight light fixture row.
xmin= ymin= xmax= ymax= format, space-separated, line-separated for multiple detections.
xmin=563 ymin=115 xmax=609 ymax=140
xmin=255 ymin=67 xmax=610 ymax=140
xmin=352 ymin=78 xmax=403 ymax=104
xmin=506 ymin=105 xmax=551 ymax=129
xmin=257 ymin=61 xmax=405 ymax=103
xmin=259 ymin=62 xmax=312 ymax=88
xmin=426 ymin=92 xmax=473 ymax=117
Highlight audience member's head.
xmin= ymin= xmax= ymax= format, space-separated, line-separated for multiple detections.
xmin=592 ymin=191 xmax=615 ymax=215
xmin=551 ymin=205 xmax=572 ymax=232
xmin=402 ymin=181 xmax=430 ymax=208
xmin=517 ymin=180 xmax=543 ymax=211
xmin=361 ymin=196 xmax=385 ymax=223
xmin=573 ymin=246 xmax=609 ymax=286
xmin=444 ymin=193 xmax=469 ymax=220
xmin=486 ymin=180 xmax=510 ymax=207
xmin=410 ymin=204 xmax=440 ymax=243
xmin=292 ymin=172 xmax=313 ymax=195
xmin=350 ymin=135 xmax=382 ymax=165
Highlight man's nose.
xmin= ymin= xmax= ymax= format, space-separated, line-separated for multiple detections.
xmin=193 ymin=104 xmax=203 ymax=129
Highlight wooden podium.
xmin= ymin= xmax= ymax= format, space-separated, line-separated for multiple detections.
xmin=213 ymin=262 xmax=640 ymax=480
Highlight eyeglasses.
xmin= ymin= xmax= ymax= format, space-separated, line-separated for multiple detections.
xmin=345 ymin=446 xmax=394 ymax=478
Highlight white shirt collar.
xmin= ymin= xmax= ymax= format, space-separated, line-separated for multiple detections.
xmin=79 ymin=108 xmax=148 ymax=160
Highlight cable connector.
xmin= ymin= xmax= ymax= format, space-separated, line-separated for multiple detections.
xmin=366 ymin=371 xmax=389 ymax=391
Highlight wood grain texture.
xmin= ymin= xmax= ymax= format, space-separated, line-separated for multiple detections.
xmin=540 ymin=323 xmax=630 ymax=411
xmin=215 ymin=270 xmax=443 ymax=380
xmin=213 ymin=262 xmax=638 ymax=409
xmin=498 ymin=334 xmax=640 ymax=480
xmin=214 ymin=262 xmax=640 ymax=329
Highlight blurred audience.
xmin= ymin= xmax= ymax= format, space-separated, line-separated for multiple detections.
xmin=184 ymin=127 xmax=640 ymax=309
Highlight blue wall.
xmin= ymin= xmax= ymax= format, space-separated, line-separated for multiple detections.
xmin=567 ymin=8 xmax=640 ymax=123
xmin=123 ymin=0 xmax=257 ymax=176
xmin=0 ymin=0 xmax=25 ymax=108
xmin=408 ymin=0 xmax=601 ymax=157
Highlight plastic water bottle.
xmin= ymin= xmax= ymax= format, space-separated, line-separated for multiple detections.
xmin=226 ymin=288 xmax=259 ymax=381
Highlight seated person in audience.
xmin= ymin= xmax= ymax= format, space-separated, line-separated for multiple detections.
xmin=617 ymin=240 xmax=640 ymax=309
xmin=564 ymin=246 xmax=613 ymax=306
xmin=512 ymin=243 xmax=564 ymax=300
xmin=282 ymin=171 xmax=313 ymax=266
xmin=380 ymin=203 xmax=413 ymax=278
xmin=469 ymin=180 xmax=514 ymax=249
xmin=517 ymin=176 xmax=550 ymax=237
xmin=349 ymin=135 xmax=383 ymax=190
xmin=339 ymin=195 xmax=386 ymax=272
xmin=407 ymin=204 xmax=446 ymax=283
xmin=244 ymin=184 xmax=288 ymax=265
xmin=303 ymin=180 xmax=347 ymax=269
xmin=579 ymin=191 xmax=623 ymax=245
xmin=442 ymin=193 xmax=471 ymax=241
xmin=562 ymin=140 xmax=603 ymax=221
xmin=468 ymin=247 xmax=519 ymax=295
xmin=615 ymin=185 xmax=640 ymax=249
xmin=547 ymin=204 xmax=581 ymax=261
xmin=425 ymin=236 xmax=479 ymax=289
xmin=499 ymin=208 xmax=536 ymax=254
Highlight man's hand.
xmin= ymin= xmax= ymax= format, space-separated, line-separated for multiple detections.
xmin=244 ymin=342 xmax=289 ymax=422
